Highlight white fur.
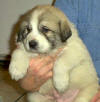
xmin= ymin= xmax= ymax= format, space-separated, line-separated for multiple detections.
xmin=9 ymin=48 xmax=30 ymax=80
xmin=9 ymin=6 xmax=99 ymax=102
xmin=53 ymin=24 xmax=99 ymax=102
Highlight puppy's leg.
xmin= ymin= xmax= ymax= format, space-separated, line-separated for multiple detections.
xmin=53 ymin=54 xmax=79 ymax=93
xmin=74 ymin=83 xmax=99 ymax=102
xmin=53 ymin=58 xmax=70 ymax=93
xmin=27 ymin=92 xmax=55 ymax=102
xmin=53 ymin=42 xmax=86 ymax=93
xmin=9 ymin=49 xmax=30 ymax=80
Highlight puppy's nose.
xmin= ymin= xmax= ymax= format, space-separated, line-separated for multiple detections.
xmin=29 ymin=40 xmax=37 ymax=49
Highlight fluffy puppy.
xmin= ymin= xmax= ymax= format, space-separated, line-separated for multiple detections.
xmin=9 ymin=5 xmax=99 ymax=102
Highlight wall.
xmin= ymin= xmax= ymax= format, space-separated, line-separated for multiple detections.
xmin=0 ymin=0 xmax=52 ymax=55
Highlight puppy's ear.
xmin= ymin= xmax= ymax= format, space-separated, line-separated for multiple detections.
xmin=17 ymin=27 xmax=24 ymax=42
xmin=17 ymin=22 xmax=32 ymax=42
xmin=59 ymin=21 xmax=72 ymax=42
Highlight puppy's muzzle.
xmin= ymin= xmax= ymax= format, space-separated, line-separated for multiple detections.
xmin=29 ymin=40 xmax=37 ymax=49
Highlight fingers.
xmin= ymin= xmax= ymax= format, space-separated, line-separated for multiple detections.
xmin=28 ymin=55 xmax=54 ymax=88
xmin=29 ymin=57 xmax=44 ymax=68
xmin=50 ymin=47 xmax=64 ymax=60
xmin=29 ymin=47 xmax=63 ymax=70
xmin=29 ymin=56 xmax=54 ymax=73
xmin=38 ymin=63 xmax=53 ymax=76
xmin=45 ymin=71 xmax=53 ymax=78
xmin=20 ymin=55 xmax=54 ymax=92
xmin=28 ymin=56 xmax=53 ymax=81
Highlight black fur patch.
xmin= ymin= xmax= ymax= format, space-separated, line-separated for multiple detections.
xmin=17 ymin=24 xmax=32 ymax=42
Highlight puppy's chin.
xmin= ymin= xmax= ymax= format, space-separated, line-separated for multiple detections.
xmin=24 ymin=46 xmax=52 ymax=54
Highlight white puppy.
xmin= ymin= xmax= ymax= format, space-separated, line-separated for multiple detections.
xmin=9 ymin=5 xmax=99 ymax=102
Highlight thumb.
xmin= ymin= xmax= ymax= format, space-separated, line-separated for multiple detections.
xmin=51 ymin=47 xmax=64 ymax=60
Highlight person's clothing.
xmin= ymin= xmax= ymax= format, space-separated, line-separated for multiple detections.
xmin=55 ymin=0 xmax=100 ymax=80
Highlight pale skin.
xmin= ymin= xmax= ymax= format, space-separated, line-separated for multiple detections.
xmin=19 ymin=55 xmax=55 ymax=92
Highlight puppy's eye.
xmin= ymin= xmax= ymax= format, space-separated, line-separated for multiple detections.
xmin=41 ymin=26 xmax=50 ymax=33
xmin=24 ymin=25 xmax=32 ymax=34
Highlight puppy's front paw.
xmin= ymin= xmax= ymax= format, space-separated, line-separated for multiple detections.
xmin=9 ymin=61 xmax=28 ymax=80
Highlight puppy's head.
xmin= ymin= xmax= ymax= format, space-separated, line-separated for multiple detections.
xmin=17 ymin=5 xmax=72 ymax=53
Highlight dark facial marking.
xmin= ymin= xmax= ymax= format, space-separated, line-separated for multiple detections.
xmin=39 ymin=25 xmax=55 ymax=45
xmin=40 ymin=25 xmax=50 ymax=34
xmin=43 ymin=30 xmax=59 ymax=48
xmin=17 ymin=24 xmax=32 ymax=42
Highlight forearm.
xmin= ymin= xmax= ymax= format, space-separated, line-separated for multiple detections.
xmin=19 ymin=74 xmax=39 ymax=92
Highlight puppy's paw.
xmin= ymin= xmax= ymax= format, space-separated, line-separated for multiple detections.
xmin=54 ymin=78 xmax=69 ymax=93
xmin=9 ymin=61 xmax=28 ymax=80
xmin=53 ymin=74 xmax=69 ymax=93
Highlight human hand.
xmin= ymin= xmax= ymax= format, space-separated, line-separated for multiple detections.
xmin=19 ymin=56 xmax=54 ymax=92
xmin=19 ymin=48 xmax=63 ymax=92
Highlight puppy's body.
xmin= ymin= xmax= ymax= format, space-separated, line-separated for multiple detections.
xmin=9 ymin=5 xmax=99 ymax=102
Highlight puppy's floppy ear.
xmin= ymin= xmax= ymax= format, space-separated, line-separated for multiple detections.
xmin=17 ymin=22 xmax=32 ymax=42
xmin=59 ymin=21 xmax=72 ymax=42
xmin=17 ymin=27 xmax=25 ymax=42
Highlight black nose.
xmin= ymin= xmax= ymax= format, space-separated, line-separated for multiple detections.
xmin=29 ymin=40 xmax=37 ymax=49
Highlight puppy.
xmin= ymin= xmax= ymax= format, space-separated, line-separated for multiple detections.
xmin=9 ymin=5 xmax=99 ymax=102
